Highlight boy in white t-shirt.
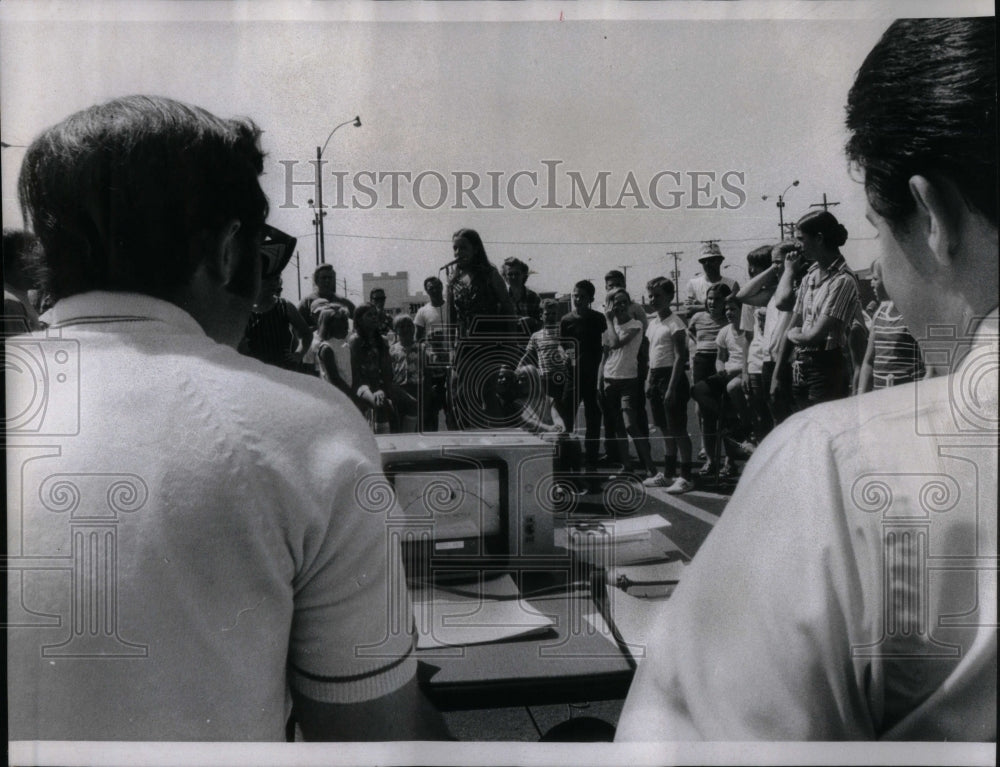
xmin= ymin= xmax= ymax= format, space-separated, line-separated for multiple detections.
xmin=691 ymin=296 xmax=752 ymax=477
xmin=601 ymin=288 xmax=657 ymax=479
xmin=642 ymin=277 xmax=694 ymax=493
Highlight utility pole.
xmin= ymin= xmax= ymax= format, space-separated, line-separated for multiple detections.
xmin=294 ymin=251 xmax=302 ymax=301
xmin=619 ymin=265 xmax=632 ymax=285
xmin=809 ymin=193 xmax=840 ymax=213
xmin=666 ymin=250 xmax=683 ymax=310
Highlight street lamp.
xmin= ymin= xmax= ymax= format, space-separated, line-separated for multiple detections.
xmin=762 ymin=180 xmax=799 ymax=242
xmin=315 ymin=116 xmax=361 ymax=266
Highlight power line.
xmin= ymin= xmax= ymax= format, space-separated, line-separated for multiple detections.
xmin=285 ymin=230 xmax=876 ymax=247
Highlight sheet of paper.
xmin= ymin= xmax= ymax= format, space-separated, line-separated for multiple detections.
xmin=411 ymin=574 xmax=556 ymax=649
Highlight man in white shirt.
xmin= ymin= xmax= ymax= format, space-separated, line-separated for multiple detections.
xmin=685 ymin=241 xmax=739 ymax=314
xmin=618 ymin=17 xmax=996 ymax=742
xmin=6 ymin=95 xmax=446 ymax=742
xmin=414 ymin=275 xmax=446 ymax=342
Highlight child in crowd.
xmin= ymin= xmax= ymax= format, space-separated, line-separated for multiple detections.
xmin=389 ymin=314 xmax=420 ymax=432
xmin=519 ymin=298 xmax=574 ymax=429
xmin=687 ymin=282 xmax=731 ymax=471
xmin=691 ymin=294 xmax=750 ymax=478
xmin=738 ymin=246 xmax=777 ymax=442
xmin=602 ymin=287 xmax=658 ymax=480
xmin=315 ymin=306 xmax=353 ymax=400
xmin=642 ymin=277 xmax=694 ymax=494
xmin=858 ymin=259 xmax=927 ymax=391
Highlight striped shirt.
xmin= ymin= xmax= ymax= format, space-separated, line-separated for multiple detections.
xmin=524 ymin=326 xmax=568 ymax=377
xmin=870 ymin=300 xmax=925 ymax=388
xmin=793 ymin=257 xmax=860 ymax=351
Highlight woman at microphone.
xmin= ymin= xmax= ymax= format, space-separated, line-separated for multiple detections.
xmin=445 ymin=228 xmax=517 ymax=429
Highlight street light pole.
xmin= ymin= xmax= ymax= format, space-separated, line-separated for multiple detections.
xmin=762 ymin=180 xmax=799 ymax=242
xmin=315 ymin=116 xmax=361 ymax=266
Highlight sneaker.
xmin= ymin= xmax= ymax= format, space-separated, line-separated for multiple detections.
xmin=696 ymin=447 xmax=707 ymax=461
xmin=719 ymin=459 xmax=738 ymax=479
xmin=696 ymin=460 xmax=716 ymax=476
xmin=642 ymin=472 xmax=671 ymax=488
xmin=665 ymin=477 xmax=695 ymax=494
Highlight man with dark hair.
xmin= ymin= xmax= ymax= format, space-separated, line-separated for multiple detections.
xmin=602 ymin=269 xmax=650 ymax=468
xmin=298 ymin=263 xmax=355 ymax=329
xmin=560 ymin=279 xmax=607 ymax=475
xmin=3 ymin=228 xmax=45 ymax=337
xmin=618 ymin=18 xmax=996 ymax=741
xmin=7 ymin=95 xmax=444 ymax=742
xmin=414 ymin=275 xmax=447 ymax=342
xmin=502 ymin=256 xmax=542 ymax=340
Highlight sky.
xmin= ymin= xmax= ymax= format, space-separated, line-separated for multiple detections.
xmin=1 ymin=0 xmax=992 ymax=306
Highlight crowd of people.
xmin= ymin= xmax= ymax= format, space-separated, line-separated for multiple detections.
xmin=4 ymin=15 xmax=994 ymax=746
xmin=220 ymin=205 xmax=931 ymax=496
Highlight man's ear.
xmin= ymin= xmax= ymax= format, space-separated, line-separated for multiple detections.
xmin=216 ymin=219 xmax=243 ymax=285
xmin=908 ymin=175 xmax=959 ymax=267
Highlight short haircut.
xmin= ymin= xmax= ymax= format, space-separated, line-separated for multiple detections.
xmin=541 ymin=298 xmax=559 ymax=311
xmin=370 ymin=287 xmax=386 ymax=299
xmin=646 ymin=276 xmax=675 ymax=297
xmin=796 ymin=210 xmax=848 ymax=249
xmin=502 ymin=257 xmax=528 ymax=276
xmin=574 ymin=279 xmax=596 ymax=300
xmin=846 ymin=18 xmax=997 ymax=228
xmin=313 ymin=264 xmax=335 ymax=281
xmin=18 ymin=95 xmax=268 ymax=302
xmin=604 ymin=269 xmax=626 ymax=284
xmin=392 ymin=313 xmax=414 ymax=329
xmin=746 ymin=245 xmax=774 ymax=274
xmin=423 ymin=275 xmax=442 ymax=291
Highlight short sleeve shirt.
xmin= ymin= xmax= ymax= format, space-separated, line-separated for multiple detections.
xmin=793 ymin=258 xmax=860 ymax=351
xmin=603 ymin=318 xmax=643 ymax=379
xmin=646 ymin=312 xmax=687 ymax=369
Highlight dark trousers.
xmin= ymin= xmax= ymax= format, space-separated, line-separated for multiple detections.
xmin=792 ymin=348 xmax=849 ymax=411
xmin=568 ymin=362 xmax=602 ymax=467
xmin=761 ymin=359 xmax=793 ymax=426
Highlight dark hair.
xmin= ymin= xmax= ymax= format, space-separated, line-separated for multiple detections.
xmin=705 ymin=282 xmax=732 ymax=309
xmin=370 ymin=287 xmax=386 ymax=300
xmin=796 ymin=210 xmax=848 ymax=249
xmin=604 ymin=269 xmax=626 ymax=285
xmin=3 ymin=228 xmax=42 ymax=291
xmin=392 ymin=313 xmax=414 ymax=329
xmin=540 ymin=298 xmax=559 ymax=311
xmin=313 ymin=264 xmax=335 ymax=281
xmin=846 ymin=18 xmax=997 ymax=227
xmin=746 ymin=245 xmax=774 ymax=275
xmin=423 ymin=275 xmax=442 ymax=291
xmin=646 ymin=276 xmax=675 ymax=297
xmin=574 ymin=279 xmax=596 ymax=300
xmin=503 ymin=257 xmax=529 ymax=274
xmin=353 ymin=302 xmax=386 ymax=346
xmin=18 ymin=95 xmax=268 ymax=302
xmin=607 ymin=287 xmax=631 ymax=306
xmin=452 ymin=228 xmax=489 ymax=268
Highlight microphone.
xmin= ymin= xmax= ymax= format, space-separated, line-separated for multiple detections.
xmin=440 ymin=258 xmax=460 ymax=272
